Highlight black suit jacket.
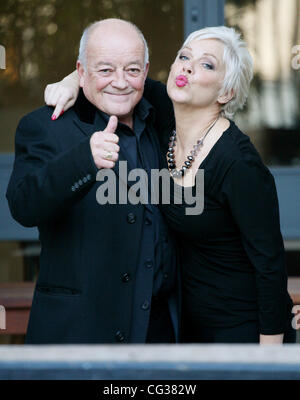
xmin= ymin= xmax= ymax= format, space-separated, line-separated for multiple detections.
xmin=6 ymin=92 xmax=179 ymax=344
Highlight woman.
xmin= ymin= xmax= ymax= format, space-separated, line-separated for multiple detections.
xmin=44 ymin=26 xmax=296 ymax=344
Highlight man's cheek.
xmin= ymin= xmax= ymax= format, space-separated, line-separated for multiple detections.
xmin=130 ymin=77 xmax=145 ymax=91
xmin=79 ymin=76 xmax=85 ymax=88
xmin=93 ymin=77 xmax=109 ymax=91
xmin=95 ymin=82 xmax=106 ymax=92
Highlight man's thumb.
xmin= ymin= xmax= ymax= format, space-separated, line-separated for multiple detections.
xmin=105 ymin=115 xmax=118 ymax=133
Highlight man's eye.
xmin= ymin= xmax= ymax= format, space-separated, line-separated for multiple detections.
xmin=99 ymin=69 xmax=112 ymax=74
xmin=127 ymin=68 xmax=141 ymax=74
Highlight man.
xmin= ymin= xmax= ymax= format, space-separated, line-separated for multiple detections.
xmin=6 ymin=19 xmax=178 ymax=344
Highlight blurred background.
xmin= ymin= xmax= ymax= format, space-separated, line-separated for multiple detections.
xmin=0 ymin=0 xmax=299 ymax=344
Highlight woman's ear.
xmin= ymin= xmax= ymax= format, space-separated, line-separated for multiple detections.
xmin=218 ymin=89 xmax=234 ymax=105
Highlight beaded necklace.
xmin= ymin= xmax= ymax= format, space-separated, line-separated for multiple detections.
xmin=167 ymin=116 xmax=220 ymax=178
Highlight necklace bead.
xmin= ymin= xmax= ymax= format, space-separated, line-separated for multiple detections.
xmin=167 ymin=116 xmax=219 ymax=177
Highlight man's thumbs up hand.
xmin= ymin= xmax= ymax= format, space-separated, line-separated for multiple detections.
xmin=104 ymin=115 xmax=118 ymax=134
xmin=90 ymin=116 xmax=120 ymax=169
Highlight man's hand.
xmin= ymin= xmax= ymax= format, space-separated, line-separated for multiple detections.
xmin=45 ymin=71 xmax=79 ymax=120
xmin=90 ymin=116 xmax=120 ymax=169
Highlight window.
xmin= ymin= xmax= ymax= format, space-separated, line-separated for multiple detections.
xmin=225 ymin=0 xmax=300 ymax=166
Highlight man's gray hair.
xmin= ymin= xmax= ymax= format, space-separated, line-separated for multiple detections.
xmin=78 ymin=19 xmax=149 ymax=69
xmin=182 ymin=26 xmax=253 ymax=119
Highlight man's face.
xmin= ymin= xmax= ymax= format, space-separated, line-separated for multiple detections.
xmin=77 ymin=24 xmax=149 ymax=127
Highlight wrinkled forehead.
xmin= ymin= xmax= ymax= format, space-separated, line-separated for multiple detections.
xmin=87 ymin=26 xmax=145 ymax=64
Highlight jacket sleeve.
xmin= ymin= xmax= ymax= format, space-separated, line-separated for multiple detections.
xmin=222 ymin=157 xmax=289 ymax=335
xmin=144 ymin=78 xmax=175 ymax=138
xmin=6 ymin=113 xmax=98 ymax=227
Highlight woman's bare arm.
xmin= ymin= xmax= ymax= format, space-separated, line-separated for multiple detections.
xmin=260 ymin=333 xmax=284 ymax=345
xmin=44 ymin=70 xmax=79 ymax=120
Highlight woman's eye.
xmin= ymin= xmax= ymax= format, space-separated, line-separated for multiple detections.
xmin=202 ymin=63 xmax=214 ymax=70
xmin=179 ymin=54 xmax=189 ymax=61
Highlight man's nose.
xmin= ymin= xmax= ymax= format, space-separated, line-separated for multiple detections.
xmin=111 ymin=70 xmax=128 ymax=89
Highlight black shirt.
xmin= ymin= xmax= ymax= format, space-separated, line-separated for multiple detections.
xmin=160 ymin=119 xmax=293 ymax=335
xmin=96 ymin=97 xmax=177 ymax=342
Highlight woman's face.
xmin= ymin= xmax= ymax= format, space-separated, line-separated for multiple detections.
xmin=167 ymin=38 xmax=227 ymax=109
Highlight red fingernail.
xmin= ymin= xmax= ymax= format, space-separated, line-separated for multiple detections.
xmin=60 ymin=110 xmax=64 ymax=116
xmin=51 ymin=115 xmax=56 ymax=121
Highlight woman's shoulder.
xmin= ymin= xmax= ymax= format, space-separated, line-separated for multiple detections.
xmin=221 ymin=120 xmax=265 ymax=168
xmin=220 ymin=120 xmax=273 ymax=182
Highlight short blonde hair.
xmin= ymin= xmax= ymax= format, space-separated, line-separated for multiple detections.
xmin=182 ymin=26 xmax=253 ymax=118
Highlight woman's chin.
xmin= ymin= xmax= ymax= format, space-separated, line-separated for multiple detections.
xmin=167 ymin=81 xmax=193 ymax=107
xmin=169 ymin=93 xmax=190 ymax=105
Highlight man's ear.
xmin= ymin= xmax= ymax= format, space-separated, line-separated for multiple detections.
xmin=218 ymin=89 xmax=234 ymax=105
xmin=77 ymin=61 xmax=85 ymax=88
xmin=143 ymin=62 xmax=150 ymax=82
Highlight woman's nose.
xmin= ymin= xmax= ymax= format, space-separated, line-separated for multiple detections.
xmin=182 ymin=64 xmax=192 ymax=74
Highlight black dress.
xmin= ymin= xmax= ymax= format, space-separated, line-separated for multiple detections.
xmin=160 ymin=120 xmax=295 ymax=343
xmin=144 ymin=78 xmax=295 ymax=343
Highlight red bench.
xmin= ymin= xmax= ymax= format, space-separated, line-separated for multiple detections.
xmin=0 ymin=279 xmax=300 ymax=336
xmin=0 ymin=282 xmax=34 ymax=335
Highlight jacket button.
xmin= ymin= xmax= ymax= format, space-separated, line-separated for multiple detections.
xmin=74 ymin=182 xmax=79 ymax=189
xmin=78 ymin=179 xmax=83 ymax=186
xmin=83 ymin=177 xmax=87 ymax=183
xmin=141 ymin=300 xmax=150 ymax=310
xmin=145 ymin=259 xmax=153 ymax=269
xmin=121 ymin=272 xmax=130 ymax=283
xmin=127 ymin=213 xmax=136 ymax=224
xmin=87 ymin=174 xmax=91 ymax=181
xmin=71 ymin=186 xmax=75 ymax=192
xmin=115 ymin=330 xmax=125 ymax=342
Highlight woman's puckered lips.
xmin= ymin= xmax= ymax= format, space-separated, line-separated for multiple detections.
xmin=175 ymin=75 xmax=188 ymax=87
